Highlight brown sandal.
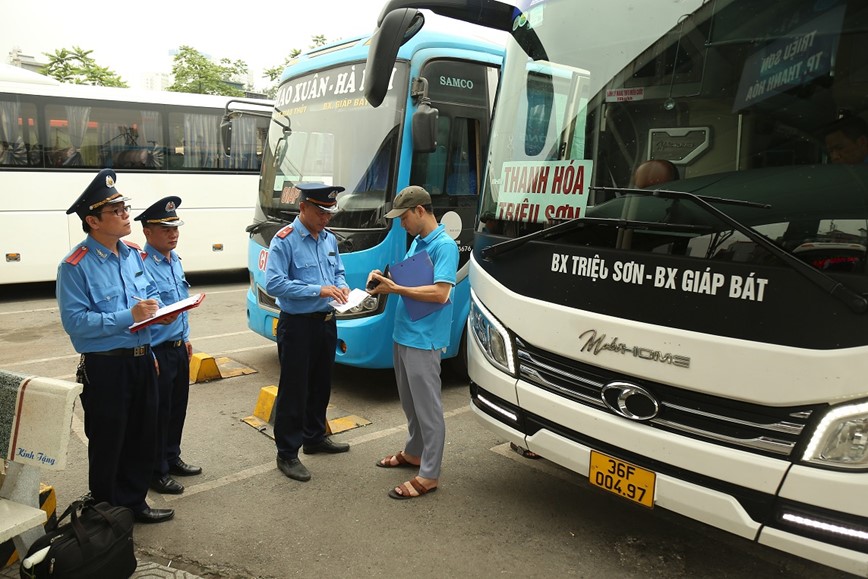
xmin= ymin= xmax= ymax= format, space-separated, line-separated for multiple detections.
xmin=376 ymin=451 xmax=418 ymax=469
xmin=388 ymin=477 xmax=438 ymax=500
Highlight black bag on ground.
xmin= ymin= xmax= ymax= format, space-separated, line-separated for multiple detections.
xmin=19 ymin=498 xmax=136 ymax=579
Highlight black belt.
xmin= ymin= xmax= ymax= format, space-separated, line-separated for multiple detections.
xmin=282 ymin=311 xmax=334 ymax=321
xmin=153 ymin=339 xmax=184 ymax=350
xmin=88 ymin=345 xmax=150 ymax=357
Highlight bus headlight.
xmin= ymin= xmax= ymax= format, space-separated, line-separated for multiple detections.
xmin=802 ymin=400 xmax=868 ymax=469
xmin=336 ymin=294 xmax=381 ymax=319
xmin=469 ymin=289 xmax=515 ymax=376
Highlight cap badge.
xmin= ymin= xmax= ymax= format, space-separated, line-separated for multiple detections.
xmin=328 ymin=191 xmax=338 ymax=199
xmin=105 ymin=175 xmax=115 ymax=188
xmin=165 ymin=201 xmax=176 ymax=211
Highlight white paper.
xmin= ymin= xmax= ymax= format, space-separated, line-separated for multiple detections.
xmin=129 ymin=293 xmax=204 ymax=331
xmin=329 ymin=288 xmax=370 ymax=313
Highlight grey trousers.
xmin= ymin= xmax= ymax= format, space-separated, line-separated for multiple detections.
xmin=393 ymin=343 xmax=445 ymax=480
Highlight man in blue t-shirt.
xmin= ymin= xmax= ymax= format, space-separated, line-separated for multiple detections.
xmin=368 ymin=186 xmax=458 ymax=500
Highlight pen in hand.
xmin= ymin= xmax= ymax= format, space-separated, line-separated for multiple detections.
xmin=131 ymin=296 xmax=159 ymax=321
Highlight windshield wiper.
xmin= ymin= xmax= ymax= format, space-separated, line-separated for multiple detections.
xmin=482 ymin=186 xmax=867 ymax=313
xmin=481 ymin=217 xmax=711 ymax=259
xmin=612 ymin=187 xmax=867 ymax=314
xmin=480 ymin=184 xmax=746 ymax=260
xmin=246 ymin=217 xmax=288 ymax=235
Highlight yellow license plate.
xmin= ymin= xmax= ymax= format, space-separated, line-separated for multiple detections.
xmin=589 ymin=450 xmax=655 ymax=508
xmin=271 ymin=317 xmax=278 ymax=337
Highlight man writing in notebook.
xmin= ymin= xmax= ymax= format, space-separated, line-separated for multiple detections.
xmin=367 ymin=185 xmax=458 ymax=500
xmin=57 ymin=169 xmax=174 ymax=524
xmin=135 ymin=197 xmax=202 ymax=497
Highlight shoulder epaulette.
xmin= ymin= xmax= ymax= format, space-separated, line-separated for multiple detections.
xmin=123 ymin=240 xmax=142 ymax=250
xmin=276 ymin=225 xmax=294 ymax=239
xmin=65 ymin=245 xmax=89 ymax=266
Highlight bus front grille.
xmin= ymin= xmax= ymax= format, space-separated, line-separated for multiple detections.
xmin=515 ymin=337 xmax=820 ymax=458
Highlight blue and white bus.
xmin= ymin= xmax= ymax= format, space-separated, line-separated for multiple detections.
xmin=243 ymin=17 xmax=503 ymax=369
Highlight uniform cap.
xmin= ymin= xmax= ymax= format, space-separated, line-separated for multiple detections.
xmin=297 ymin=182 xmax=343 ymax=213
xmin=384 ymin=185 xmax=432 ymax=218
xmin=66 ymin=169 xmax=130 ymax=219
xmin=134 ymin=196 xmax=184 ymax=227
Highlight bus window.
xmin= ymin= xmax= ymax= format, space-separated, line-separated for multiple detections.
xmin=44 ymin=102 xmax=165 ymax=169
xmin=410 ymin=116 xmax=481 ymax=197
xmin=446 ymin=117 xmax=479 ymax=196
xmin=412 ymin=117 xmax=449 ymax=195
xmin=227 ymin=114 xmax=262 ymax=170
xmin=179 ymin=112 xmax=222 ymax=169
xmin=0 ymin=97 xmax=40 ymax=167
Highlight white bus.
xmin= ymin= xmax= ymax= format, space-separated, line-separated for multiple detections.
xmin=0 ymin=68 xmax=271 ymax=284
xmin=366 ymin=0 xmax=868 ymax=575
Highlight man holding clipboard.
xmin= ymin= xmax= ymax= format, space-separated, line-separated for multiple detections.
xmin=367 ymin=186 xmax=458 ymax=500
xmin=57 ymin=169 xmax=175 ymax=524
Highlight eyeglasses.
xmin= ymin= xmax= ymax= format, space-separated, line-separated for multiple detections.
xmin=100 ymin=205 xmax=131 ymax=218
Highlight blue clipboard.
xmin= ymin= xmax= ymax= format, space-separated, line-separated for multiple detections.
xmin=389 ymin=250 xmax=449 ymax=321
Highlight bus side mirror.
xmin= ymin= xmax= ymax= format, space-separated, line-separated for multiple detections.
xmin=413 ymin=101 xmax=439 ymax=153
xmin=220 ymin=114 xmax=232 ymax=156
xmin=365 ymin=8 xmax=424 ymax=108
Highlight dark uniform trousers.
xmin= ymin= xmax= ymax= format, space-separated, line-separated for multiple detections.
xmin=274 ymin=312 xmax=337 ymax=460
xmin=152 ymin=341 xmax=190 ymax=477
xmin=80 ymin=350 xmax=158 ymax=512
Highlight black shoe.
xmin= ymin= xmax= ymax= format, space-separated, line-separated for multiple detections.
xmin=150 ymin=475 xmax=184 ymax=495
xmin=302 ymin=438 xmax=350 ymax=455
xmin=134 ymin=507 xmax=175 ymax=524
xmin=276 ymin=456 xmax=311 ymax=482
xmin=169 ymin=458 xmax=202 ymax=477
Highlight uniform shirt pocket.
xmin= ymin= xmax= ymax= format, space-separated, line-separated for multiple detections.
xmin=89 ymin=284 xmax=120 ymax=313
xmin=156 ymin=280 xmax=177 ymax=304
xmin=296 ymin=261 xmax=320 ymax=284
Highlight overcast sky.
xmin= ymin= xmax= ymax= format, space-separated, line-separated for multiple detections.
xmin=0 ymin=0 xmax=392 ymax=89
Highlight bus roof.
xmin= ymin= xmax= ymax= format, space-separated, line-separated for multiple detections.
xmin=0 ymin=63 xmax=60 ymax=86
xmin=280 ymin=11 xmax=505 ymax=83
xmin=0 ymin=73 xmax=272 ymax=110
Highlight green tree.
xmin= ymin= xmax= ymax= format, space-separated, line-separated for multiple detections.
xmin=41 ymin=46 xmax=128 ymax=87
xmin=262 ymin=35 xmax=330 ymax=98
xmin=168 ymin=45 xmax=247 ymax=96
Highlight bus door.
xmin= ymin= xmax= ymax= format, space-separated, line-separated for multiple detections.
xmin=409 ymin=58 xmax=499 ymax=266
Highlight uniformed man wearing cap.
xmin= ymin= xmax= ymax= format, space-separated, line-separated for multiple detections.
xmin=264 ymin=182 xmax=351 ymax=482
xmin=135 ymin=196 xmax=202 ymax=497
xmin=56 ymin=169 xmax=175 ymax=524
xmin=367 ymin=185 xmax=458 ymax=500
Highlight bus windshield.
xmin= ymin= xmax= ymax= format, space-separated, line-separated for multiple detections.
xmin=259 ymin=61 xmax=409 ymax=230
xmin=481 ymin=0 xmax=868 ymax=277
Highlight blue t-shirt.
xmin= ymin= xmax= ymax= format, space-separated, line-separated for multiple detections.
xmin=393 ymin=224 xmax=459 ymax=350
xmin=57 ymin=237 xmax=158 ymax=353
xmin=141 ymin=243 xmax=190 ymax=344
